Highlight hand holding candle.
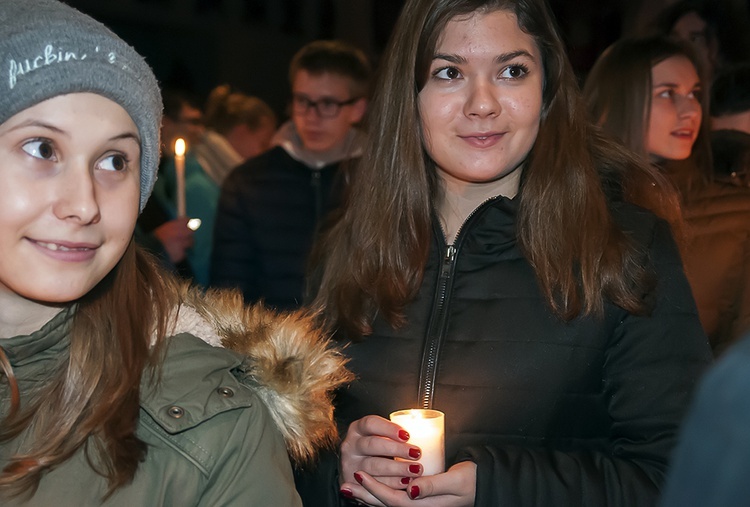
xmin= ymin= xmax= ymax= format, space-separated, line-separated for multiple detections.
xmin=390 ymin=409 xmax=445 ymax=476
xmin=174 ymin=138 xmax=186 ymax=217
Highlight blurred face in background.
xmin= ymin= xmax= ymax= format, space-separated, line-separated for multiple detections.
xmin=162 ymin=103 xmax=204 ymax=155
xmin=291 ymin=70 xmax=366 ymax=153
xmin=647 ymin=55 xmax=702 ymax=162
xmin=226 ymin=115 xmax=277 ymax=160
xmin=671 ymin=11 xmax=718 ymax=78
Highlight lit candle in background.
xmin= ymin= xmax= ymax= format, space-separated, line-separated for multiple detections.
xmin=174 ymin=138 xmax=186 ymax=217
xmin=390 ymin=409 xmax=445 ymax=476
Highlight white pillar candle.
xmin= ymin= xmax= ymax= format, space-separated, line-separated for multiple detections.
xmin=174 ymin=138 xmax=186 ymax=217
xmin=389 ymin=409 xmax=445 ymax=476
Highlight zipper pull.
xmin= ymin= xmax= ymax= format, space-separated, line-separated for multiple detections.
xmin=440 ymin=245 xmax=456 ymax=279
xmin=445 ymin=245 xmax=456 ymax=264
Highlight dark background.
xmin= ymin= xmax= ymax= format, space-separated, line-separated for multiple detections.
xmin=63 ymin=0 xmax=749 ymax=119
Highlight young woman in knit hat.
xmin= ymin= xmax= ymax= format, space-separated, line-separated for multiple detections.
xmin=0 ymin=1 xmax=349 ymax=505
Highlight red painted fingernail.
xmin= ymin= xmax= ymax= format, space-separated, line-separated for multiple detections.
xmin=398 ymin=429 xmax=410 ymax=441
xmin=340 ymin=488 xmax=354 ymax=499
xmin=409 ymin=447 xmax=421 ymax=459
xmin=409 ymin=464 xmax=421 ymax=474
xmin=354 ymin=472 xmax=363 ymax=484
xmin=410 ymin=485 xmax=420 ymax=499
xmin=401 ymin=477 xmax=410 ymax=485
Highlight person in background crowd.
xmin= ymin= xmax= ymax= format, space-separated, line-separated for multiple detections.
xmin=709 ymin=64 xmax=750 ymax=188
xmin=711 ymin=63 xmax=750 ymax=135
xmin=710 ymin=129 xmax=750 ymax=188
xmin=296 ymin=1 xmax=711 ymax=505
xmin=211 ymin=40 xmax=370 ymax=310
xmin=584 ymin=36 xmax=750 ymax=355
xmin=161 ymin=89 xmax=206 ymax=151
xmin=194 ymin=84 xmax=278 ymax=186
xmin=652 ymin=0 xmax=750 ymax=81
xmin=0 ymin=1 xmax=350 ymax=505
xmin=153 ymin=86 xmax=276 ymax=286
xmin=136 ymin=89 xmax=203 ymax=279
xmin=659 ymin=329 xmax=750 ymax=507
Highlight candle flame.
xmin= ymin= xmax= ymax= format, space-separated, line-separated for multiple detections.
xmin=174 ymin=138 xmax=186 ymax=157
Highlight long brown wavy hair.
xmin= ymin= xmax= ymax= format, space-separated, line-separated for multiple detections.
xmin=311 ymin=0 xmax=666 ymax=338
xmin=0 ymin=240 xmax=178 ymax=499
xmin=583 ymin=35 xmax=713 ymax=231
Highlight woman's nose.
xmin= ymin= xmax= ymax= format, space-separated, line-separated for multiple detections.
xmin=465 ymin=80 xmax=501 ymax=118
xmin=52 ymin=164 xmax=101 ymax=225
xmin=678 ymin=95 xmax=702 ymax=121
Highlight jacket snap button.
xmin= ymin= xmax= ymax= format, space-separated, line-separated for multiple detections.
xmin=168 ymin=406 xmax=185 ymax=418
xmin=217 ymin=386 xmax=234 ymax=398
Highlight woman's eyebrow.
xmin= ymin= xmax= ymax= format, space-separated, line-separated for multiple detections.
xmin=432 ymin=49 xmax=535 ymax=65
xmin=5 ymin=119 xmax=67 ymax=136
xmin=110 ymin=132 xmax=141 ymax=143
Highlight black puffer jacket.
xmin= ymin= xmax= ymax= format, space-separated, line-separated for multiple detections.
xmin=210 ymin=146 xmax=347 ymax=310
xmin=298 ymin=196 xmax=712 ymax=507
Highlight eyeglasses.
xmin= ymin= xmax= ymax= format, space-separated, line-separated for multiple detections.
xmin=291 ymin=94 xmax=358 ymax=118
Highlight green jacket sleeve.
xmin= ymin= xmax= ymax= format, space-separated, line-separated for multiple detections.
xmin=197 ymin=390 xmax=302 ymax=507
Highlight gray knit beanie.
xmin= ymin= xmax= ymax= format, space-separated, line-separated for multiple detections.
xmin=0 ymin=0 xmax=162 ymax=211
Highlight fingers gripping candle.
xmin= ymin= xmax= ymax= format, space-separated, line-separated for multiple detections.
xmin=390 ymin=409 xmax=445 ymax=476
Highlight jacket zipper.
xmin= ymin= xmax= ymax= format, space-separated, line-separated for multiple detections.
xmin=417 ymin=197 xmax=502 ymax=409
xmin=418 ymin=242 xmax=457 ymax=409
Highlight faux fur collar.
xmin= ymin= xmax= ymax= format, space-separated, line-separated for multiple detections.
xmin=167 ymin=286 xmax=351 ymax=464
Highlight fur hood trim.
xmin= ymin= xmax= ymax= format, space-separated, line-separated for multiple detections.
xmin=167 ymin=286 xmax=352 ymax=464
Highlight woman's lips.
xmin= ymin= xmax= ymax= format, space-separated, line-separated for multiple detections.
xmin=28 ymin=238 xmax=99 ymax=262
xmin=460 ymin=132 xmax=505 ymax=148
xmin=671 ymin=129 xmax=695 ymax=139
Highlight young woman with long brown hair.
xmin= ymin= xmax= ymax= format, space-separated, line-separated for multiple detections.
xmin=298 ymin=0 xmax=712 ymax=505
xmin=584 ymin=36 xmax=750 ymax=356
xmin=0 ymin=1 xmax=348 ymax=505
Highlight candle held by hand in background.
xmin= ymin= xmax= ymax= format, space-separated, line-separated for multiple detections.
xmin=174 ymin=138 xmax=186 ymax=217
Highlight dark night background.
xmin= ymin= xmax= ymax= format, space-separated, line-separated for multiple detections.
xmin=62 ymin=0 xmax=750 ymax=119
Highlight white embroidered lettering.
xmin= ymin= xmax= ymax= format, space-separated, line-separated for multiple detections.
xmin=9 ymin=60 xmax=18 ymax=89
xmin=7 ymin=44 xmax=114 ymax=90
xmin=44 ymin=45 xmax=57 ymax=65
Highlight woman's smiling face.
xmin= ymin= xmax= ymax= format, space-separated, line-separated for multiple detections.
xmin=0 ymin=93 xmax=140 ymax=313
xmin=418 ymin=8 xmax=544 ymax=188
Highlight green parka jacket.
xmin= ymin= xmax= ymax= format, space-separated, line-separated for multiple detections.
xmin=0 ymin=288 xmax=350 ymax=506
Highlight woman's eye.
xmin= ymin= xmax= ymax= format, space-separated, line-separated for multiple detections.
xmin=434 ymin=67 xmax=462 ymax=80
xmin=657 ymin=89 xmax=674 ymax=99
xmin=500 ymin=64 xmax=528 ymax=79
xmin=99 ymin=153 xmax=128 ymax=172
xmin=21 ymin=139 xmax=56 ymax=161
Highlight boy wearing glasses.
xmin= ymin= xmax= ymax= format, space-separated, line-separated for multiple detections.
xmin=211 ymin=40 xmax=370 ymax=310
